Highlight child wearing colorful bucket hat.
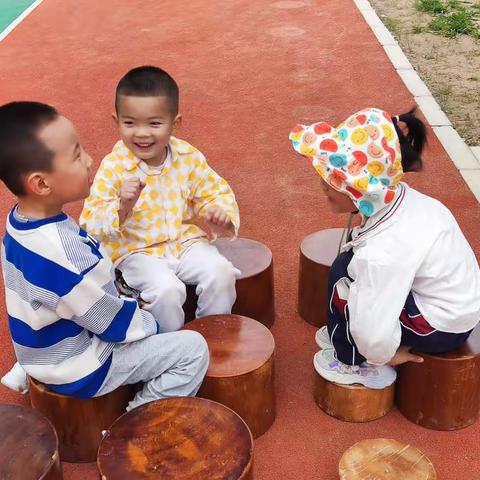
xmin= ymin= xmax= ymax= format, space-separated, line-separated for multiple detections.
xmin=290 ymin=107 xmax=480 ymax=389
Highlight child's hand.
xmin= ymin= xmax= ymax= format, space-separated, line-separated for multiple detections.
xmin=119 ymin=177 xmax=145 ymax=224
xmin=387 ymin=346 xmax=424 ymax=366
xmin=190 ymin=207 xmax=234 ymax=241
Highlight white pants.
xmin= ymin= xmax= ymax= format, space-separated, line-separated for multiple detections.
xmin=96 ymin=330 xmax=209 ymax=411
xmin=118 ymin=242 xmax=238 ymax=332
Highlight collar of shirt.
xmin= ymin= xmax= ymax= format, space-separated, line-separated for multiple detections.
xmin=342 ymin=182 xmax=408 ymax=250
xmin=138 ymin=147 xmax=171 ymax=176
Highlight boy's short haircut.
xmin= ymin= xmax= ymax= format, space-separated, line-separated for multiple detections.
xmin=115 ymin=66 xmax=179 ymax=116
xmin=0 ymin=101 xmax=58 ymax=196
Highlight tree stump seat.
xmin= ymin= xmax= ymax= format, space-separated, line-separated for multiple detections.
xmin=184 ymin=314 xmax=276 ymax=437
xmin=298 ymin=229 xmax=344 ymax=327
xmin=184 ymin=238 xmax=275 ymax=328
xmin=97 ymin=397 xmax=253 ymax=480
xmin=28 ymin=377 xmax=137 ymax=462
xmin=339 ymin=438 xmax=437 ymax=479
xmin=314 ymin=372 xmax=395 ymax=422
xmin=0 ymin=403 xmax=63 ymax=480
xmin=396 ymin=325 xmax=480 ymax=430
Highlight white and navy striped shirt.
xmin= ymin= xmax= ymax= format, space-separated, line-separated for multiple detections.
xmin=1 ymin=207 xmax=159 ymax=398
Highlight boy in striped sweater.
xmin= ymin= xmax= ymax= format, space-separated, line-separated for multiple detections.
xmin=0 ymin=101 xmax=208 ymax=409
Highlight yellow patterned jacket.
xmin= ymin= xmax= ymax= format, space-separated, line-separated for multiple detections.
xmin=80 ymin=137 xmax=240 ymax=265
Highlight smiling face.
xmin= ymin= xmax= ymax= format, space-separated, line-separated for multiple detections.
xmin=115 ymin=95 xmax=181 ymax=166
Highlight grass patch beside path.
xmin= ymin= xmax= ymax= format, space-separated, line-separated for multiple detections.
xmin=415 ymin=0 xmax=480 ymax=38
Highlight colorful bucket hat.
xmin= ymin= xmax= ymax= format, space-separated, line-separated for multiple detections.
xmin=289 ymin=108 xmax=403 ymax=217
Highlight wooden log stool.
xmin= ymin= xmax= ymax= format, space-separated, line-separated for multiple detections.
xmin=28 ymin=377 xmax=138 ymax=463
xmin=298 ymin=228 xmax=344 ymax=327
xmin=339 ymin=438 xmax=437 ymax=479
xmin=184 ymin=238 xmax=275 ymax=328
xmin=396 ymin=325 xmax=480 ymax=430
xmin=97 ymin=397 xmax=253 ymax=480
xmin=0 ymin=403 xmax=63 ymax=480
xmin=184 ymin=314 xmax=276 ymax=437
xmin=314 ymin=373 xmax=395 ymax=422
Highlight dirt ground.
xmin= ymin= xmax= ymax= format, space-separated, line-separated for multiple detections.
xmin=369 ymin=0 xmax=480 ymax=145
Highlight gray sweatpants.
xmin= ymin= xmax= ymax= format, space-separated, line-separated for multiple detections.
xmin=95 ymin=330 xmax=209 ymax=411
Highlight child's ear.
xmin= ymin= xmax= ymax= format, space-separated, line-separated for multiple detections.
xmin=173 ymin=113 xmax=182 ymax=130
xmin=25 ymin=172 xmax=51 ymax=197
xmin=112 ymin=112 xmax=119 ymax=124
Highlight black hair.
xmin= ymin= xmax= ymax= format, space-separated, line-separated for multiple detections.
xmin=392 ymin=107 xmax=427 ymax=172
xmin=0 ymin=101 xmax=58 ymax=196
xmin=115 ymin=66 xmax=179 ymax=115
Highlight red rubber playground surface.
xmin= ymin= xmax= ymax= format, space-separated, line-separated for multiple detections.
xmin=0 ymin=1 xmax=479 ymax=478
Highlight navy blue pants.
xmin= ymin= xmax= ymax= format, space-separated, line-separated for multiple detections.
xmin=327 ymin=250 xmax=472 ymax=366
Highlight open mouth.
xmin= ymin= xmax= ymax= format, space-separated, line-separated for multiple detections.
xmin=134 ymin=142 xmax=155 ymax=150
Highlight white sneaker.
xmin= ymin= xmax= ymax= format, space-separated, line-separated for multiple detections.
xmin=1 ymin=362 xmax=29 ymax=394
xmin=315 ymin=326 xmax=332 ymax=349
xmin=313 ymin=348 xmax=396 ymax=389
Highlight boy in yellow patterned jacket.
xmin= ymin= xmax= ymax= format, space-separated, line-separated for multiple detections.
xmin=80 ymin=66 xmax=240 ymax=332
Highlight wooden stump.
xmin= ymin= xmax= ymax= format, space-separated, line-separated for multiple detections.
xmin=314 ymin=373 xmax=394 ymax=422
xmin=184 ymin=314 xmax=276 ymax=437
xmin=28 ymin=377 xmax=138 ymax=463
xmin=0 ymin=403 xmax=63 ymax=480
xmin=184 ymin=238 xmax=275 ymax=328
xmin=396 ymin=325 xmax=480 ymax=430
xmin=339 ymin=438 xmax=437 ymax=479
xmin=298 ymin=229 xmax=344 ymax=327
xmin=97 ymin=397 xmax=253 ymax=480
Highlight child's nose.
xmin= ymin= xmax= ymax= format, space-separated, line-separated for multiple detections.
xmin=135 ymin=126 xmax=150 ymax=137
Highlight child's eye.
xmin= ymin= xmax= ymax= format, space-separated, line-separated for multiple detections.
xmin=123 ymin=121 xmax=134 ymax=126
xmin=151 ymin=122 xmax=162 ymax=126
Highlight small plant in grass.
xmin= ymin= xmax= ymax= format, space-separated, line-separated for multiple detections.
xmin=414 ymin=0 xmax=480 ymax=38
xmin=416 ymin=0 xmax=447 ymax=14
xmin=446 ymin=0 xmax=461 ymax=9
xmin=429 ymin=10 xmax=476 ymax=37
xmin=412 ymin=24 xmax=424 ymax=33
xmin=424 ymin=49 xmax=439 ymax=60
xmin=382 ymin=16 xmax=400 ymax=34
xmin=436 ymin=84 xmax=453 ymax=103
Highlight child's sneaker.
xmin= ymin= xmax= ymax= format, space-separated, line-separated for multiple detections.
xmin=313 ymin=348 xmax=396 ymax=389
xmin=315 ymin=326 xmax=332 ymax=350
xmin=1 ymin=362 xmax=29 ymax=394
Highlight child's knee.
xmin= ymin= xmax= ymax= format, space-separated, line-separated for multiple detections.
xmin=202 ymin=259 xmax=237 ymax=287
xmin=144 ymin=280 xmax=187 ymax=306
xmin=182 ymin=330 xmax=209 ymax=363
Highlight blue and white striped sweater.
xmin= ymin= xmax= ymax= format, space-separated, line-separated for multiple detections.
xmin=1 ymin=208 xmax=159 ymax=398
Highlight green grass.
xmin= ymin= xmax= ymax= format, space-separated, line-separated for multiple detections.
xmin=416 ymin=0 xmax=447 ymax=14
xmin=429 ymin=10 xmax=476 ymax=37
xmin=446 ymin=0 xmax=462 ymax=9
xmin=413 ymin=0 xmax=480 ymax=38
